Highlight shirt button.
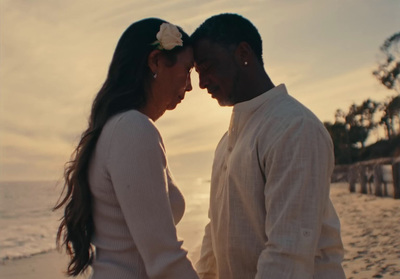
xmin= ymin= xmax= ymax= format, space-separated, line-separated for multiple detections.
xmin=223 ymin=165 xmax=227 ymax=171
xmin=228 ymin=147 xmax=233 ymax=152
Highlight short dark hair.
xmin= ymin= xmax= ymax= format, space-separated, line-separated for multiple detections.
xmin=191 ymin=13 xmax=263 ymax=64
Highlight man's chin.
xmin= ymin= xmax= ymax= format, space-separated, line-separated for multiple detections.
xmin=216 ymin=98 xmax=233 ymax=107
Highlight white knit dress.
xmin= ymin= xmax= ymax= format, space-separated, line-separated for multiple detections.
xmin=88 ymin=110 xmax=198 ymax=279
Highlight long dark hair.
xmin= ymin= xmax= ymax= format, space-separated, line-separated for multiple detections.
xmin=53 ymin=18 xmax=191 ymax=276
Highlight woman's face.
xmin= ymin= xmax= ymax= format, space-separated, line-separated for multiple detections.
xmin=157 ymin=47 xmax=194 ymax=111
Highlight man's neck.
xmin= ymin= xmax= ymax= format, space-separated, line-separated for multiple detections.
xmin=234 ymin=72 xmax=275 ymax=105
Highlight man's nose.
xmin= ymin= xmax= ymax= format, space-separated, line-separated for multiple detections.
xmin=198 ymin=73 xmax=208 ymax=89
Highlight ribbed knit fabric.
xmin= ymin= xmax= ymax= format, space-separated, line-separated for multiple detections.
xmin=88 ymin=110 xmax=199 ymax=279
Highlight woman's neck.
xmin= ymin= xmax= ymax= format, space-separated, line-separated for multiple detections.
xmin=139 ymin=99 xmax=165 ymax=122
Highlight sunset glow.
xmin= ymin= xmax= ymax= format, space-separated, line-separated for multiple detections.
xmin=1 ymin=0 xmax=399 ymax=181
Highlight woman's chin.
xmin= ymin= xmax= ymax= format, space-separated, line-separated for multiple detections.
xmin=166 ymin=103 xmax=178 ymax=111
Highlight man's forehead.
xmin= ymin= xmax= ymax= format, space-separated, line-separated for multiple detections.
xmin=193 ymin=40 xmax=211 ymax=59
xmin=193 ymin=39 xmax=221 ymax=63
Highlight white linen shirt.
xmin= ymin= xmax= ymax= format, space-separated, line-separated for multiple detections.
xmin=196 ymin=84 xmax=345 ymax=279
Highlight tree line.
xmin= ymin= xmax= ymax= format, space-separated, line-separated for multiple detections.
xmin=324 ymin=32 xmax=400 ymax=165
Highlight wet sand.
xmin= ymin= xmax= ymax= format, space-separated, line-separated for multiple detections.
xmin=1 ymin=183 xmax=399 ymax=279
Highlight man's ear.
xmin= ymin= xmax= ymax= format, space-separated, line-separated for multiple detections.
xmin=148 ymin=49 xmax=162 ymax=74
xmin=234 ymin=42 xmax=252 ymax=66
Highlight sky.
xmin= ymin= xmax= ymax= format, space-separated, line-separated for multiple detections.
xmin=1 ymin=0 xmax=399 ymax=181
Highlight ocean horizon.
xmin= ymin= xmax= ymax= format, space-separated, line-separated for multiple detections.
xmin=0 ymin=177 xmax=210 ymax=263
xmin=1 ymin=171 xmax=395 ymax=264
xmin=0 ymin=180 xmax=62 ymax=262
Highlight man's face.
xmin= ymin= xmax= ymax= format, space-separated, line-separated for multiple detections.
xmin=193 ymin=39 xmax=240 ymax=106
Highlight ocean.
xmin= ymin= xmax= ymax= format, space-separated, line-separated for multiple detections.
xmin=2 ymin=166 xmax=394 ymax=264
xmin=0 ymin=177 xmax=210 ymax=263
xmin=0 ymin=180 xmax=62 ymax=261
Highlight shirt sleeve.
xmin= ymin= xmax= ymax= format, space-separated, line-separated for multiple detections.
xmin=195 ymin=219 xmax=217 ymax=279
xmin=106 ymin=113 xmax=199 ymax=279
xmin=255 ymin=117 xmax=335 ymax=278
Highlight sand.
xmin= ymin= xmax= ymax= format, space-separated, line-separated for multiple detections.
xmin=1 ymin=183 xmax=399 ymax=279
xmin=331 ymin=184 xmax=400 ymax=278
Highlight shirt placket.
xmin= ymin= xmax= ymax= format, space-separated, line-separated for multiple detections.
xmin=216 ymin=111 xmax=238 ymax=197
xmin=227 ymin=111 xmax=239 ymax=160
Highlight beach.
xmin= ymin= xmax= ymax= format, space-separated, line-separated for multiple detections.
xmin=1 ymin=182 xmax=399 ymax=279
xmin=332 ymin=184 xmax=400 ymax=278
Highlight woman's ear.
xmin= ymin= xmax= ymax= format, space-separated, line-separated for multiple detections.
xmin=234 ymin=41 xmax=252 ymax=67
xmin=148 ymin=49 xmax=161 ymax=74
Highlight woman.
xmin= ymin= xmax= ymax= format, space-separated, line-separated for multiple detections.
xmin=54 ymin=18 xmax=199 ymax=279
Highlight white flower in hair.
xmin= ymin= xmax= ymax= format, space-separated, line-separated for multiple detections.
xmin=152 ymin=23 xmax=183 ymax=50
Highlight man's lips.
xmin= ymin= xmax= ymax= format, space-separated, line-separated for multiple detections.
xmin=207 ymin=86 xmax=219 ymax=96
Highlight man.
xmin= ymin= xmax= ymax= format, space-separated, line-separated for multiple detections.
xmin=191 ymin=14 xmax=346 ymax=279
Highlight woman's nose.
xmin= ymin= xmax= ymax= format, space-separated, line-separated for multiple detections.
xmin=185 ymin=74 xmax=193 ymax=92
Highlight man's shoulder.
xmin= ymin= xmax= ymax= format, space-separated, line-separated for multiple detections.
xmin=259 ymin=92 xmax=323 ymax=127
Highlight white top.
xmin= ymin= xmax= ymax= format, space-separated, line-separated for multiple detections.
xmin=196 ymin=84 xmax=345 ymax=279
xmin=88 ymin=110 xmax=198 ymax=279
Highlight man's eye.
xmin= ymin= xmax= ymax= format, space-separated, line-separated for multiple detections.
xmin=198 ymin=63 xmax=211 ymax=73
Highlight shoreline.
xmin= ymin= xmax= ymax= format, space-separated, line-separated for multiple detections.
xmin=1 ymin=183 xmax=399 ymax=278
xmin=0 ymin=249 xmax=89 ymax=279
xmin=0 ymin=244 xmax=200 ymax=279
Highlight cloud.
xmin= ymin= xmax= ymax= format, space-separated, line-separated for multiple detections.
xmin=1 ymin=0 xmax=400 ymax=180
xmin=292 ymin=65 xmax=394 ymax=122
xmin=0 ymin=128 xmax=73 ymax=181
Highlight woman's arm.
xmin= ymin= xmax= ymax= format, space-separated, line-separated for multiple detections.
xmin=107 ymin=112 xmax=199 ymax=279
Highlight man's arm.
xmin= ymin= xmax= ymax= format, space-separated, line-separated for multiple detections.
xmin=255 ymin=118 xmax=335 ymax=278
xmin=195 ymin=220 xmax=217 ymax=279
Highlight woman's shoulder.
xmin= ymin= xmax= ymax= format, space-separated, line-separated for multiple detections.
xmin=104 ymin=110 xmax=161 ymax=141
xmin=110 ymin=110 xmax=157 ymax=130
xmin=114 ymin=110 xmax=154 ymax=126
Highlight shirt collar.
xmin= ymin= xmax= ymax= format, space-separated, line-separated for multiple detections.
xmin=233 ymin=84 xmax=288 ymax=114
